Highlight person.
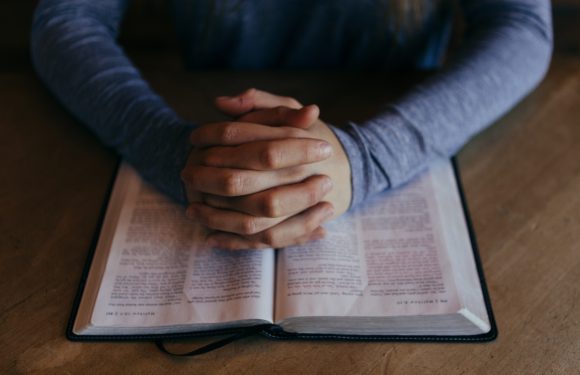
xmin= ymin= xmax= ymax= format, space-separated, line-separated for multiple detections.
xmin=30 ymin=0 xmax=553 ymax=249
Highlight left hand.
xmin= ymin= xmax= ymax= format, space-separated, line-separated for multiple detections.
xmin=184 ymin=89 xmax=352 ymax=249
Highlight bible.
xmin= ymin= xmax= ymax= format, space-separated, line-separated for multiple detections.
xmin=68 ymin=159 xmax=496 ymax=342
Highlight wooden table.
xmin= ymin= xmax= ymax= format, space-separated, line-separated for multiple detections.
xmin=1 ymin=53 xmax=579 ymax=374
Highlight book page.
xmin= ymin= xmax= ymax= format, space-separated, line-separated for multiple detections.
xmin=84 ymin=165 xmax=274 ymax=332
xmin=183 ymin=247 xmax=275 ymax=324
xmin=430 ymin=162 xmax=490 ymax=331
xmin=274 ymin=160 xmax=463 ymax=322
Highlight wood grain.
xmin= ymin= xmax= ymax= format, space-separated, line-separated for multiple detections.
xmin=1 ymin=55 xmax=579 ymax=374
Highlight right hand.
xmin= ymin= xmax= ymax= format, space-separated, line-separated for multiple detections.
xmin=181 ymin=90 xmax=338 ymax=248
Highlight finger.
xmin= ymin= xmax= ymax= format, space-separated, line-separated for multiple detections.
xmin=214 ymin=202 xmax=334 ymax=248
xmin=200 ymin=138 xmax=332 ymax=170
xmin=237 ymin=105 xmax=319 ymax=129
xmin=181 ymin=165 xmax=310 ymax=197
xmin=292 ymin=226 xmax=327 ymax=245
xmin=202 ymin=175 xmax=334 ymax=218
xmin=186 ymin=202 xmax=286 ymax=235
xmin=190 ymin=122 xmax=313 ymax=147
xmin=206 ymin=226 xmax=327 ymax=250
xmin=205 ymin=232 xmax=271 ymax=250
xmin=214 ymin=88 xmax=302 ymax=117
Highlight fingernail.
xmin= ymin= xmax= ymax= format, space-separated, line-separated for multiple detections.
xmin=318 ymin=142 xmax=333 ymax=157
xmin=216 ymin=96 xmax=234 ymax=101
xmin=311 ymin=229 xmax=326 ymax=241
xmin=324 ymin=207 xmax=335 ymax=220
xmin=322 ymin=178 xmax=334 ymax=193
xmin=305 ymin=104 xmax=320 ymax=116
xmin=206 ymin=237 xmax=218 ymax=247
xmin=186 ymin=203 xmax=200 ymax=219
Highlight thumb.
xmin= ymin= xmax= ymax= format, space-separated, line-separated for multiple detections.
xmin=286 ymin=105 xmax=319 ymax=129
xmin=214 ymin=88 xmax=303 ymax=117
xmin=237 ymin=104 xmax=320 ymax=130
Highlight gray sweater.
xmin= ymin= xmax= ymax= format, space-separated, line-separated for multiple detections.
xmin=30 ymin=0 xmax=553 ymax=209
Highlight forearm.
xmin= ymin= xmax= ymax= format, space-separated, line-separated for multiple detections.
xmin=336 ymin=0 xmax=553 ymax=208
xmin=31 ymin=0 xmax=194 ymax=204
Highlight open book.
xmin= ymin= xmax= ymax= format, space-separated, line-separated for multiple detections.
xmin=69 ymin=159 xmax=496 ymax=341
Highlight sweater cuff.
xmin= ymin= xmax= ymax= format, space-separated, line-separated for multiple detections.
xmin=330 ymin=123 xmax=385 ymax=210
xmin=331 ymin=109 xmax=422 ymax=210
xmin=124 ymin=120 xmax=195 ymax=206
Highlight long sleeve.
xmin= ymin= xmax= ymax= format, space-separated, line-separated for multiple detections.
xmin=333 ymin=0 xmax=553 ymax=208
xmin=31 ymin=0 xmax=194 ymax=204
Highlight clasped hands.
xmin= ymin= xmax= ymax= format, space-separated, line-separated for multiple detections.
xmin=181 ymin=89 xmax=352 ymax=250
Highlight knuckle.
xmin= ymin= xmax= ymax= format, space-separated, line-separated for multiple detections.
xmin=219 ymin=123 xmax=239 ymax=144
xmin=241 ymin=88 xmax=257 ymax=101
xmin=200 ymin=149 xmax=219 ymax=166
xmin=240 ymin=217 xmax=259 ymax=235
xmin=261 ymin=194 xmax=281 ymax=217
xmin=259 ymin=145 xmax=281 ymax=169
xmin=222 ymin=172 xmax=244 ymax=196
xmin=260 ymin=230 xmax=277 ymax=247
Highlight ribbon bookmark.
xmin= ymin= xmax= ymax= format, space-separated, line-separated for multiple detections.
xmin=155 ymin=324 xmax=273 ymax=356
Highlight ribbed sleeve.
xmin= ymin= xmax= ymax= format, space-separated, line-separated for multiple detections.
xmin=31 ymin=0 xmax=194 ymax=204
xmin=336 ymin=0 xmax=553 ymax=208
xmin=30 ymin=0 xmax=553 ymax=210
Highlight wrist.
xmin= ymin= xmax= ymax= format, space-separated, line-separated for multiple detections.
xmin=327 ymin=123 xmax=367 ymax=210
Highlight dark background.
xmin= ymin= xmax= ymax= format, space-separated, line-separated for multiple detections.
xmin=1 ymin=0 xmax=579 ymax=73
